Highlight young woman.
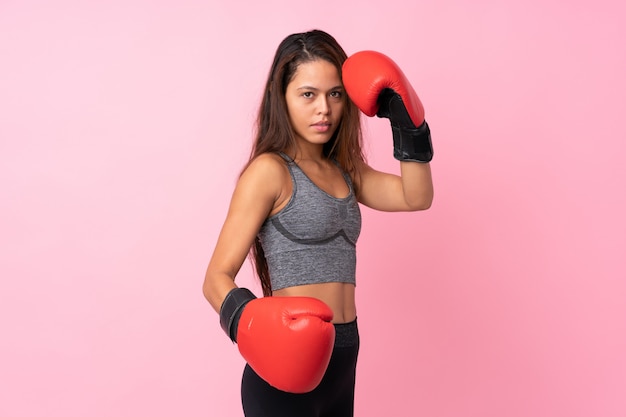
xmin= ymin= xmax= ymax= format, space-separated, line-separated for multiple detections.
xmin=203 ymin=29 xmax=434 ymax=417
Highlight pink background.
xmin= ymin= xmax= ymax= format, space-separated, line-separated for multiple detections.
xmin=1 ymin=1 xmax=625 ymax=416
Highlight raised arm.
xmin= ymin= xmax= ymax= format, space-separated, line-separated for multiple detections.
xmin=343 ymin=50 xmax=434 ymax=212
xmin=356 ymin=159 xmax=433 ymax=212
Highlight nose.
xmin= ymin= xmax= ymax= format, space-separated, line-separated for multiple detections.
xmin=317 ymin=95 xmax=330 ymax=115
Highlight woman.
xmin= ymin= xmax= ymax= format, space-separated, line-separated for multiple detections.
xmin=203 ymin=29 xmax=434 ymax=417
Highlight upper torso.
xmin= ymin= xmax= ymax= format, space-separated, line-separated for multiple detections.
xmin=259 ymin=153 xmax=361 ymax=323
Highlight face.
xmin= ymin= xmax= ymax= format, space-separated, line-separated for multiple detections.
xmin=284 ymin=59 xmax=344 ymax=150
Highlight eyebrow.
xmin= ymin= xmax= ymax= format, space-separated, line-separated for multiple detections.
xmin=296 ymin=85 xmax=344 ymax=91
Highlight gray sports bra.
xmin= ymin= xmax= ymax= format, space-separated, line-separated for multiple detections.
xmin=257 ymin=153 xmax=362 ymax=291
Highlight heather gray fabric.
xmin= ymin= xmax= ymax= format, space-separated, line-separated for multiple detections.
xmin=258 ymin=154 xmax=361 ymax=291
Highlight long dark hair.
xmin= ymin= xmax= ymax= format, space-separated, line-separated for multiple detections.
xmin=246 ymin=29 xmax=365 ymax=296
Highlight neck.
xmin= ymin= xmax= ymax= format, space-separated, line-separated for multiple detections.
xmin=288 ymin=143 xmax=325 ymax=162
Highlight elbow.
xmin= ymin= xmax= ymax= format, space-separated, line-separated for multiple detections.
xmin=202 ymin=279 xmax=213 ymax=304
xmin=202 ymin=272 xmax=225 ymax=313
xmin=420 ymin=198 xmax=434 ymax=211
xmin=202 ymin=279 xmax=217 ymax=310
xmin=203 ymin=268 xmax=238 ymax=313
xmin=408 ymin=200 xmax=432 ymax=212
xmin=405 ymin=192 xmax=434 ymax=212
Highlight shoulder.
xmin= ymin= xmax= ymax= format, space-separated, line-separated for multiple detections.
xmin=247 ymin=152 xmax=288 ymax=169
xmin=236 ymin=153 xmax=291 ymax=203
xmin=242 ymin=152 xmax=290 ymax=182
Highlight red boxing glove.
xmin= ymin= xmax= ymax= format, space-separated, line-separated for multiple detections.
xmin=342 ymin=50 xmax=433 ymax=162
xmin=219 ymin=288 xmax=335 ymax=393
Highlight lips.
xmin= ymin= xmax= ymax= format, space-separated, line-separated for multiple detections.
xmin=312 ymin=121 xmax=331 ymax=132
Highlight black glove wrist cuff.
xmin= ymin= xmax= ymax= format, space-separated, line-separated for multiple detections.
xmin=392 ymin=120 xmax=433 ymax=163
xmin=219 ymin=287 xmax=256 ymax=342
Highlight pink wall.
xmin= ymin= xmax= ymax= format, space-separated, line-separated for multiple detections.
xmin=1 ymin=1 xmax=625 ymax=416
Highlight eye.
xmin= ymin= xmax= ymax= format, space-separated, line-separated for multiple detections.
xmin=330 ymin=90 xmax=343 ymax=99
xmin=302 ymin=91 xmax=314 ymax=98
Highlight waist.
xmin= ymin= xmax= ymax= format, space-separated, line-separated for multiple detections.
xmin=273 ymin=282 xmax=356 ymax=324
xmin=334 ymin=319 xmax=359 ymax=348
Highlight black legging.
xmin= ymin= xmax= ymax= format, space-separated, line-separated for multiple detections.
xmin=241 ymin=320 xmax=360 ymax=417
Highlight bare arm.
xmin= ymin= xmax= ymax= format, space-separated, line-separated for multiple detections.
xmin=343 ymin=50 xmax=434 ymax=212
xmin=355 ymin=160 xmax=433 ymax=212
xmin=202 ymin=154 xmax=286 ymax=312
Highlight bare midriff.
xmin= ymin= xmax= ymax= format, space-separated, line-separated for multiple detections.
xmin=272 ymin=282 xmax=356 ymax=324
